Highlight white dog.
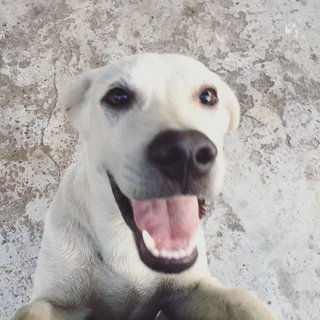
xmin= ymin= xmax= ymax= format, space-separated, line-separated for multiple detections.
xmin=15 ymin=53 xmax=277 ymax=320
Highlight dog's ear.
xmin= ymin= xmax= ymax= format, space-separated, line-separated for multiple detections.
xmin=217 ymin=79 xmax=240 ymax=130
xmin=60 ymin=72 xmax=92 ymax=124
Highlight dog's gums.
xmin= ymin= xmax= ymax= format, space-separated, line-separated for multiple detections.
xmin=108 ymin=173 xmax=204 ymax=273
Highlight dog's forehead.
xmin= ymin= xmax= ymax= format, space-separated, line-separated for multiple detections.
xmin=128 ymin=54 xmax=210 ymax=79
xmin=98 ymin=54 xmax=217 ymax=91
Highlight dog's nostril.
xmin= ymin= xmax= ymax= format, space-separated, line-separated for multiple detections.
xmin=195 ymin=146 xmax=216 ymax=165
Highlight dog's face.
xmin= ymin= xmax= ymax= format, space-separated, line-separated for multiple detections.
xmin=63 ymin=53 xmax=239 ymax=273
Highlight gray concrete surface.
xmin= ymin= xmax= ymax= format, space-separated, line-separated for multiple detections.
xmin=1 ymin=0 xmax=319 ymax=319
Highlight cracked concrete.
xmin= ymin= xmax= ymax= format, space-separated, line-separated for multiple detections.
xmin=1 ymin=0 xmax=319 ymax=319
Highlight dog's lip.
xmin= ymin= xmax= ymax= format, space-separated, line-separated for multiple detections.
xmin=107 ymin=173 xmax=204 ymax=274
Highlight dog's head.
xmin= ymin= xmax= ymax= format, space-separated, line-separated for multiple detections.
xmin=62 ymin=53 xmax=240 ymax=273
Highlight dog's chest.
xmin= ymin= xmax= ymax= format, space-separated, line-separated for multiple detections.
xmin=91 ymin=265 xmax=164 ymax=319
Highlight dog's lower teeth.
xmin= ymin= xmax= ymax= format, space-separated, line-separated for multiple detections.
xmin=158 ymin=248 xmax=193 ymax=260
xmin=142 ymin=229 xmax=196 ymax=260
xmin=172 ymin=251 xmax=180 ymax=259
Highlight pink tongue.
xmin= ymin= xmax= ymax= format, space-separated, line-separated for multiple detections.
xmin=131 ymin=196 xmax=199 ymax=251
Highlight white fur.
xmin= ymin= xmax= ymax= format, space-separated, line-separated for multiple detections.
xmin=15 ymin=54 xmax=276 ymax=320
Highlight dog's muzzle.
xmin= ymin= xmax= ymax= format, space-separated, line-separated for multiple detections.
xmin=108 ymin=130 xmax=216 ymax=274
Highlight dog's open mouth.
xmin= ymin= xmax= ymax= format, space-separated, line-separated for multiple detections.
xmin=108 ymin=174 xmax=205 ymax=273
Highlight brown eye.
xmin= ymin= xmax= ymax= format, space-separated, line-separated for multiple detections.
xmin=101 ymin=87 xmax=134 ymax=109
xmin=199 ymin=88 xmax=218 ymax=106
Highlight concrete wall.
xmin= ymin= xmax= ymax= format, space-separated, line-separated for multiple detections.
xmin=1 ymin=0 xmax=319 ymax=319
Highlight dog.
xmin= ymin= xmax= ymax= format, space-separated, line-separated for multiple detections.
xmin=15 ymin=53 xmax=277 ymax=320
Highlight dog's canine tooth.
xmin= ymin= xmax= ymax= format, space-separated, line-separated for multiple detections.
xmin=142 ymin=230 xmax=156 ymax=250
xmin=141 ymin=230 xmax=160 ymax=258
xmin=188 ymin=228 xmax=200 ymax=251
xmin=150 ymin=247 xmax=160 ymax=257
xmin=186 ymin=246 xmax=193 ymax=256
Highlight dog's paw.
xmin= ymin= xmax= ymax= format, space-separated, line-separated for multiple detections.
xmin=14 ymin=301 xmax=58 ymax=320
xmin=225 ymin=289 xmax=277 ymax=320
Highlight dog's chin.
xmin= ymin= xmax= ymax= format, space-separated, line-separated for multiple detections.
xmin=107 ymin=174 xmax=206 ymax=274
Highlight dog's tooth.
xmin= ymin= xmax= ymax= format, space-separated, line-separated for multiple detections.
xmin=183 ymin=230 xmax=199 ymax=256
xmin=172 ymin=251 xmax=180 ymax=259
xmin=178 ymin=249 xmax=187 ymax=258
xmin=141 ymin=230 xmax=161 ymax=258
xmin=150 ymin=247 xmax=160 ymax=257
xmin=160 ymin=249 xmax=168 ymax=258
xmin=186 ymin=245 xmax=194 ymax=256
xmin=189 ymin=230 xmax=200 ymax=249
xmin=142 ymin=230 xmax=155 ymax=250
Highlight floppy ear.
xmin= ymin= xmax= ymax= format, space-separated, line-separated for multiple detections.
xmin=217 ymin=79 xmax=240 ymax=130
xmin=60 ymin=72 xmax=92 ymax=124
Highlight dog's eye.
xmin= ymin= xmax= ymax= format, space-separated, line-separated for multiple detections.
xmin=101 ymin=87 xmax=134 ymax=109
xmin=199 ymin=88 xmax=218 ymax=106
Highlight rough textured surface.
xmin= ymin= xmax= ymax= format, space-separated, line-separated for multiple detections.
xmin=1 ymin=0 xmax=319 ymax=319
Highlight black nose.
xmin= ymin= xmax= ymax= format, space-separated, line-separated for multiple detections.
xmin=148 ymin=130 xmax=217 ymax=188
